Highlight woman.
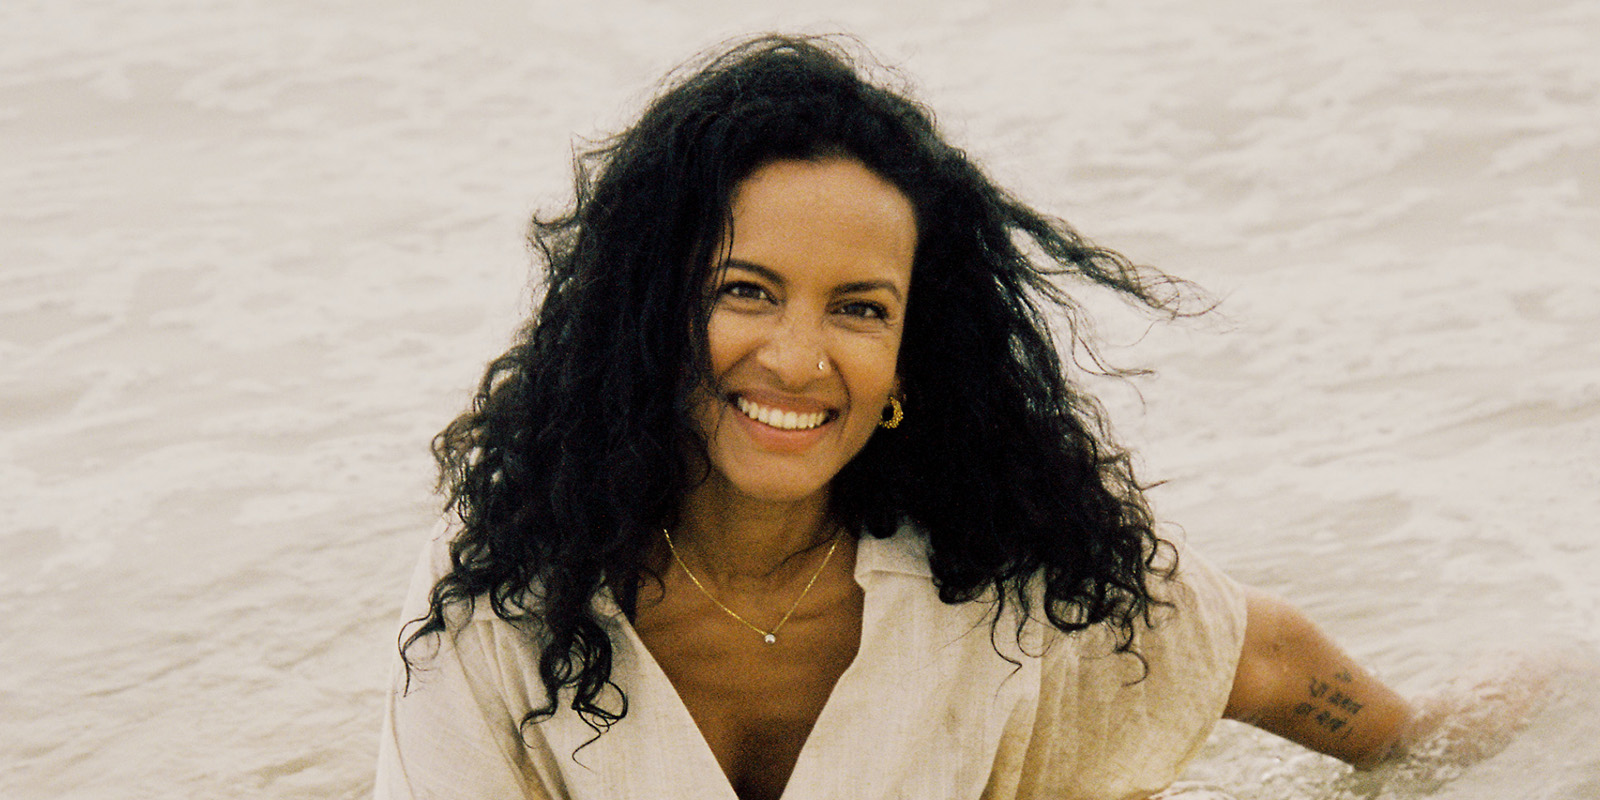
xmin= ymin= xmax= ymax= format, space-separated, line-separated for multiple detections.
xmin=377 ymin=35 xmax=1427 ymax=800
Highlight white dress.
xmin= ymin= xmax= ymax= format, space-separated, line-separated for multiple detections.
xmin=375 ymin=522 xmax=1247 ymax=800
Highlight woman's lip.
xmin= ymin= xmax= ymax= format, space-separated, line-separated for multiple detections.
xmin=726 ymin=390 xmax=836 ymax=415
xmin=730 ymin=395 xmax=838 ymax=431
xmin=727 ymin=396 xmax=833 ymax=449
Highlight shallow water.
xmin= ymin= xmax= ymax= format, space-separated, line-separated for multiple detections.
xmin=2 ymin=2 xmax=1597 ymax=798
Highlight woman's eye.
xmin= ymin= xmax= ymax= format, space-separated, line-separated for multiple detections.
xmin=719 ymin=282 xmax=771 ymax=302
xmin=837 ymin=300 xmax=889 ymax=320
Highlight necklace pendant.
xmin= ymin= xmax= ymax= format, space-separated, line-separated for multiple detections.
xmin=762 ymin=633 xmax=777 ymax=645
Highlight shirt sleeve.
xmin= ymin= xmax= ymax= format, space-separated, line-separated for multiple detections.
xmin=374 ymin=527 xmax=563 ymax=800
xmin=992 ymin=537 xmax=1249 ymax=800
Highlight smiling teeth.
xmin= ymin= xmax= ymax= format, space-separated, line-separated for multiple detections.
xmin=736 ymin=397 xmax=828 ymax=431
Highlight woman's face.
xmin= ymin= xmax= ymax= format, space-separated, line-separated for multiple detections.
xmin=691 ymin=156 xmax=916 ymax=506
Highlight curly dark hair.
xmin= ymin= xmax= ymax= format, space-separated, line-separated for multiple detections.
xmin=402 ymin=33 xmax=1199 ymax=738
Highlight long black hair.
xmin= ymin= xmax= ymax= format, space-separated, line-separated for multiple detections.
xmin=403 ymin=33 xmax=1198 ymax=737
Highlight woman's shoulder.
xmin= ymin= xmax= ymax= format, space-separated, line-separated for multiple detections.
xmin=852 ymin=519 xmax=934 ymax=580
xmin=1007 ymin=536 xmax=1250 ymax=797
xmin=869 ymin=519 xmax=1245 ymax=625
xmin=1004 ymin=530 xmax=1249 ymax=676
xmin=396 ymin=522 xmax=557 ymax=703
xmin=1079 ymin=533 xmax=1250 ymax=693
xmin=1146 ymin=534 xmax=1249 ymax=640
xmin=399 ymin=521 xmax=549 ymax=637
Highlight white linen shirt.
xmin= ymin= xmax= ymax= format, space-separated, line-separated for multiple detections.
xmin=376 ymin=523 xmax=1246 ymax=800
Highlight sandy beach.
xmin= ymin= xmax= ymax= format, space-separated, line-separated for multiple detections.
xmin=2 ymin=1 xmax=1597 ymax=798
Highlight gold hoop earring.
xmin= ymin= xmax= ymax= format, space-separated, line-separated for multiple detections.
xmin=879 ymin=396 xmax=903 ymax=429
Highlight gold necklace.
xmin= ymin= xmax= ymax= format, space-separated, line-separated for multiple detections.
xmin=660 ymin=527 xmax=841 ymax=645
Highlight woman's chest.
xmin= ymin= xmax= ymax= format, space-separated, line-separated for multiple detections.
xmin=632 ymin=583 xmax=864 ymax=800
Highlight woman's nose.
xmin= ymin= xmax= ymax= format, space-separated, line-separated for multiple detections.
xmin=756 ymin=313 xmax=828 ymax=385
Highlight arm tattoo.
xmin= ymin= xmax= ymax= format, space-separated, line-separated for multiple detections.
xmin=1295 ymin=667 xmax=1366 ymax=738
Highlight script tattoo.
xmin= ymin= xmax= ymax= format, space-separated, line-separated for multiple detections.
xmin=1293 ymin=668 xmax=1365 ymax=738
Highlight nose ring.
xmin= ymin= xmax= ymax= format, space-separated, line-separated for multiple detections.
xmin=817 ymin=358 xmax=827 ymax=372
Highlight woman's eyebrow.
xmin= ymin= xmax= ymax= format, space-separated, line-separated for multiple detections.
xmin=719 ymin=259 xmax=785 ymax=286
xmin=721 ymin=260 xmax=904 ymax=302
xmin=836 ymin=280 xmax=904 ymax=303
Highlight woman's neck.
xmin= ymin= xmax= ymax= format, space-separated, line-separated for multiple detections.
xmin=671 ymin=483 xmax=837 ymax=588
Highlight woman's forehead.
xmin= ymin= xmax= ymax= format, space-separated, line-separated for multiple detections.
xmin=721 ymin=158 xmax=916 ymax=290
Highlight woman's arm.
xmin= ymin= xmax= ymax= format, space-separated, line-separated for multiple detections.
xmin=1222 ymin=587 xmax=1414 ymax=769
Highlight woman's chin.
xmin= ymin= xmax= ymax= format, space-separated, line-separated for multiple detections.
xmin=732 ymin=480 xmax=832 ymax=507
xmin=700 ymin=466 xmax=834 ymax=508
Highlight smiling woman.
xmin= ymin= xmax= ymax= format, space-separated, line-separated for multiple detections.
xmin=695 ymin=157 xmax=915 ymax=506
xmin=374 ymin=34 xmax=1522 ymax=800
